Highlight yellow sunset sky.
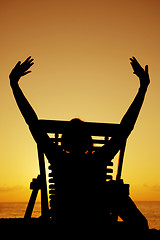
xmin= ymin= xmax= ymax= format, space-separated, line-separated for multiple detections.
xmin=0 ymin=0 xmax=160 ymax=202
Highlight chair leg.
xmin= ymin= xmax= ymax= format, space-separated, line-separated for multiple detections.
xmin=24 ymin=188 xmax=39 ymax=219
xmin=24 ymin=175 xmax=41 ymax=219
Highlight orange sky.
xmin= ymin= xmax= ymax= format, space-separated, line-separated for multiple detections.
xmin=0 ymin=0 xmax=160 ymax=202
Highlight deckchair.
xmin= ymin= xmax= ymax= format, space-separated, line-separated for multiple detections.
xmin=24 ymin=120 xmax=129 ymax=223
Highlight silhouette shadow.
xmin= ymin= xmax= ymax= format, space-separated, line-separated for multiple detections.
xmin=24 ymin=119 xmax=148 ymax=231
xmin=9 ymin=56 xmax=151 ymax=231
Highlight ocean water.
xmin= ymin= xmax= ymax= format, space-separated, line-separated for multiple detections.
xmin=0 ymin=201 xmax=159 ymax=229
xmin=136 ymin=201 xmax=160 ymax=230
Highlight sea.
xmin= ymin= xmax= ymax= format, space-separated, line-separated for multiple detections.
xmin=0 ymin=201 xmax=159 ymax=229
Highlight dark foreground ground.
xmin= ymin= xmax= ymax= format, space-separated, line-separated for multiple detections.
xmin=0 ymin=218 xmax=159 ymax=238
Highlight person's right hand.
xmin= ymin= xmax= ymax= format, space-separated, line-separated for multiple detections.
xmin=9 ymin=56 xmax=34 ymax=86
xmin=130 ymin=57 xmax=150 ymax=88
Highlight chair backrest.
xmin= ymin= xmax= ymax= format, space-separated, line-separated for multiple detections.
xmin=38 ymin=119 xmax=122 ymax=148
xmin=36 ymin=119 xmax=127 ymax=219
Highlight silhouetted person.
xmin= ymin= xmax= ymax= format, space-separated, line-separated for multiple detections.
xmin=9 ymin=56 xmax=150 ymax=229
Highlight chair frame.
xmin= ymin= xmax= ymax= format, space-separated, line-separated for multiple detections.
xmin=24 ymin=119 xmax=128 ymax=221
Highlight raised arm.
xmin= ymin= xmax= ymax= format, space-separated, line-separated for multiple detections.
xmin=120 ymin=57 xmax=150 ymax=136
xmin=9 ymin=56 xmax=37 ymax=125
xmin=98 ymin=57 xmax=150 ymax=161
xmin=9 ymin=57 xmax=55 ymax=160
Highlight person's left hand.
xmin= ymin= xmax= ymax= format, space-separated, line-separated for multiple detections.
xmin=9 ymin=56 xmax=34 ymax=86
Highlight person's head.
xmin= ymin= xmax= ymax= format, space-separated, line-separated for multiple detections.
xmin=61 ymin=118 xmax=93 ymax=157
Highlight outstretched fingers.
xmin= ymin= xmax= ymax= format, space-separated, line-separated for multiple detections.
xmin=130 ymin=56 xmax=139 ymax=66
xmin=9 ymin=56 xmax=35 ymax=84
xmin=21 ymin=71 xmax=32 ymax=76
xmin=129 ymin=57 xmax=150 ymax=87
xmin=145 ymin=65 xmax=148 ymax=73
xmin=23 ymin=56 xmax=34 ymax=66
xmin=130 ymin=57 xmax=136 ymax=73
xmin=132 ymin=56 xmax=138 ymax=62
xmin=20 ymin=56 xmax=34 ymax=73
xmin=130 ymin=56 xmax=143 ymax=70
xmin=23 ymin=56 xmax=33 ymax=65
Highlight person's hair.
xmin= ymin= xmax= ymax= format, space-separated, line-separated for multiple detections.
xmin=61 ymin=118 xmax=93 ymax=154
